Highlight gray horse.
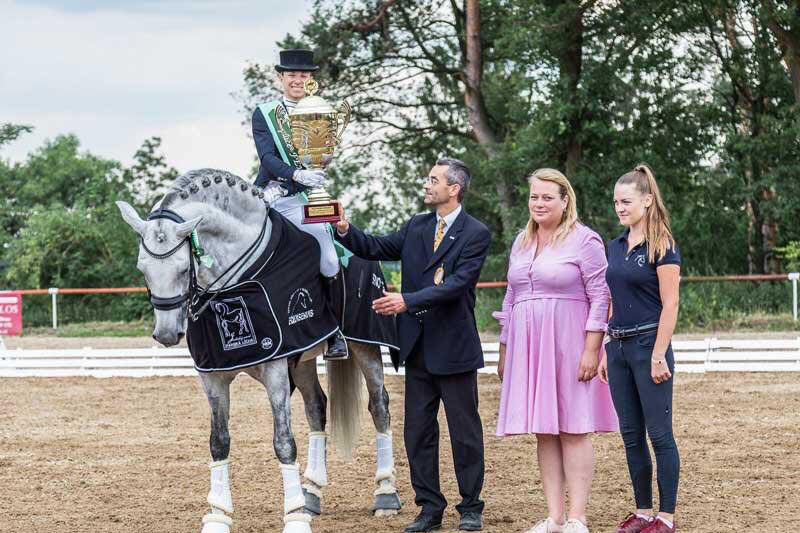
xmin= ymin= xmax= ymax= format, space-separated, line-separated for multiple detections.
xmin=116 ymin=169 xmax=401 ymax=533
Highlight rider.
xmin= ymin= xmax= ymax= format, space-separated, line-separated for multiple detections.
xmin=251 ymin=48 xmax=348 ymax=360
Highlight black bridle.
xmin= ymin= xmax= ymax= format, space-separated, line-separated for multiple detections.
xmin=142 ymin=208 xmax=196 ymax=312
xmin=141 ymin=207 xmax=269 ymax=321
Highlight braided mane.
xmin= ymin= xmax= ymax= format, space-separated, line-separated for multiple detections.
xmin=159 ymin=168 xmax=266 ymax=219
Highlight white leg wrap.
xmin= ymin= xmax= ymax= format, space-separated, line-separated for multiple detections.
xmin=374 ymin=478 xmax=398 ymax=496
xmin=303 ymin=432 xmax=328 ymax=487
xmin=283 ymin=512 xmax=313 ymax=533
xmin=207 ymin=459 xmax=233 ymax=514
xmin=375 ymin=432 xmax=396 ymax=484
xmin=201 ymin=511 xmax=232 ymax=533
xmin=280 ymin=462 xmax=307 ymax=515
xmin=302 ymin=482 xmax=323 ymax=498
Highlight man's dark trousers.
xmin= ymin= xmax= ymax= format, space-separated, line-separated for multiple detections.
xmin=404 ymin=336 xmax=484 ymax=517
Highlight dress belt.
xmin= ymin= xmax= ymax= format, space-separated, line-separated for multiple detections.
xmin=607 ymin=322 xmax=659 ymax=339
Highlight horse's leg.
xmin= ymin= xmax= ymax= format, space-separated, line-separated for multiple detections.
xmin=248 ymin=359 xmax=312 ymax=533
xmin=351 ymin=343 xmax=402 ymax=517
xmin=290 ymin=355 xmax=328 ymax=516
xmin=198 ymin=371 xmax=236 ymax=533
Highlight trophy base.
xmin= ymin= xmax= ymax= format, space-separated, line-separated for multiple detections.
xmin=303 ymin=201 xmax=341 ymax=224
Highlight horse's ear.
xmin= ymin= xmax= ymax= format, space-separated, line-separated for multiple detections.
xmin=175 ymin=216 xmax=203 ymax=240
xmin=115 ymin=201 xmax=146 ymax=236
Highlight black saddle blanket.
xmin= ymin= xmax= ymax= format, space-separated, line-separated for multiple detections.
xmin=333 ymin=254 xmax=400 ymax=368
xmin=187 ymin=210 xmax=339 ymax=372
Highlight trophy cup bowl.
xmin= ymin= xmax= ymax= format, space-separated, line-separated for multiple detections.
xmin=275 ymin=79 xmax=351 ymax=224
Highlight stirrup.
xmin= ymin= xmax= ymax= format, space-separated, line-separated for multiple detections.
xmin=323 ymin=332 xmax=349 ymax=360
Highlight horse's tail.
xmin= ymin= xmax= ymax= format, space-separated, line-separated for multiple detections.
xmin=327 ymin=345 xmax=363 ymax=461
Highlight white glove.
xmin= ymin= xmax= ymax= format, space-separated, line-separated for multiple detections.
xmin=261 ymin=182 xmax=288 ymax=205
xmin=293 ymin=169 xmax=326 ymax=188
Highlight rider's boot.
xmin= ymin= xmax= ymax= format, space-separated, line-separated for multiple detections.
xmin=322 ymin=276 xmax=348 ymax=361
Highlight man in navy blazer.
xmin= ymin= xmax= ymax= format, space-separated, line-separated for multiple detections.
xmin=335 ymin=158 xmax=491 ymax=532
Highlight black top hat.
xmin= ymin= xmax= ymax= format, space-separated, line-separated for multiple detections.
xmin=275 ymin=49 xmax=319 ymax=72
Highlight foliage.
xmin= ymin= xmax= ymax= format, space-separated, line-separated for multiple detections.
xmin=0 ymin=123 xmax=33 ymax=149
xmin=241 ymin=0 xmax=799 ymax=277
xmin=0 ymin=134 xmax=176 ymax=322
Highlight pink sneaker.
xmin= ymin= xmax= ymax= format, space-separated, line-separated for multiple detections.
xmin=613 ymin=514 xmax=653 ymax=533
xmin=641 ymin=517 xmax=676 ymax=533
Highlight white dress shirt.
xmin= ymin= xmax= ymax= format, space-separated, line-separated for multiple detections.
xmin=435 ymin=204 xmax=462 ymax=241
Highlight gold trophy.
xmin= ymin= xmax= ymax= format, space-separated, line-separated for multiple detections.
xmin=275 ymin=78 xmax=351 ymax=224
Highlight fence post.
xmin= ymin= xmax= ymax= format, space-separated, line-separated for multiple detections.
xmin=48 ymin=288 xmax=59 ymax=329
xmin=789 ymin=273 xmax=800 ymax=321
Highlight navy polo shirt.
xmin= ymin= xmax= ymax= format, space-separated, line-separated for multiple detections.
xmin=605 ymin=229 xmax=681 ymax=328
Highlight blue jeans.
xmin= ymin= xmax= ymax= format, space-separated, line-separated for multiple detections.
xmin=606 ymin=330 xmax=680 ymax=514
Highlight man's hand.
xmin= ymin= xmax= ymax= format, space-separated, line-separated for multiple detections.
xmin=372 ymin=290 xmax=407 ymax=315
xmin=335 ymin=203 xmax=349 ymax=235
xmin=293 ymin=169 xmax=326 ymax=188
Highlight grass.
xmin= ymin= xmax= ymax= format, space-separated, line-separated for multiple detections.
xmin=22 ymin=320 xmax=153 ymax=337
xmin=13 ymin=312 xmax=800 ymax=338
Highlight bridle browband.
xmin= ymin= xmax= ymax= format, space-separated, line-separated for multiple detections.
xmin=141 ymin=206 xmax=268 ymax=321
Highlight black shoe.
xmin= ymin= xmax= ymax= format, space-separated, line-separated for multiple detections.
xmin=459 ymin=511 xmax=483 ymax=531
xmin=404 ymin=512 xmax=443 ymax=532
xmin=324 ymin=331 xmax=348 ymax=360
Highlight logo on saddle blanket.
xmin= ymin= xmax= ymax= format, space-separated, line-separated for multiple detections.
xmin=288 ymin=288 xmax=314 ymax=326
xmin=212 ymin=297 xmax=257 ymax=351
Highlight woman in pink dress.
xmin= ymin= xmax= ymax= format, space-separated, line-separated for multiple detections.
xmin=494 ymin=168 xmax=618 ymax=533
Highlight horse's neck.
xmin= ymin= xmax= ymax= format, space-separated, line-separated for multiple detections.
xmin=176 ymin=202 xmax=271 ymax=289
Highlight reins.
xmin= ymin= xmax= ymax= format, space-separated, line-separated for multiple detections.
xmin=142 ymin=206 xmax=269 ymax=321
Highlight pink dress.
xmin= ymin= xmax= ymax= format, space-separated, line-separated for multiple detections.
xmin=493 ymin=224 xmax=618 ymax=435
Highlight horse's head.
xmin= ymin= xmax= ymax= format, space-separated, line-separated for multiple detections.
xmin=116 ymin=201 xmax=202 ymax=346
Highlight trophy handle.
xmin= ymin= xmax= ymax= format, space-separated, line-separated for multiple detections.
xmin=334 ymin=100 xmax=351 ymax=145
xmin=274 ymin=104 xmax=299 ymax=157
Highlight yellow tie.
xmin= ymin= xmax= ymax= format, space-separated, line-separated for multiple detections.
xmin=433 ymin=218 xmax=447 ymax=251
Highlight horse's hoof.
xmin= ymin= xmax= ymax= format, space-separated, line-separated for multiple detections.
xmin=373 ymin=492 xmax=402 ymax=516
xmin=302 ymin=488 xmax=322 ymax=516
xmin=201 ymin=513 xmax=232 ymax=533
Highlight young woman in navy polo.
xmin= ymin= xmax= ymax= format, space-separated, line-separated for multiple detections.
xmin=598 ymin=164 xmax=681 ymax=533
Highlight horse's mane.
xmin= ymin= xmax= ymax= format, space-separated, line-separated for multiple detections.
xmin=159 ymin=168 xmax=266 ymax=219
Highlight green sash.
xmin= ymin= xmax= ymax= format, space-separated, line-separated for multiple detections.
xmin=258 ymin=100 xmax=300 ymax=169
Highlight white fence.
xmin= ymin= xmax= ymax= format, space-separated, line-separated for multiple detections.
xmin=1 ymin=339 xmax=799 ymax=377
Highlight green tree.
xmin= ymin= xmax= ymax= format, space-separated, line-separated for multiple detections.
xmin=0 ymin=123 xmax=33 ymax=149
xmin=687 ymin=0 xmax=800 ymax=273
xmin=122 ymin=136 xmax=179 ymax=208
xmin=243 ymin=0 xmax=715 ymax=276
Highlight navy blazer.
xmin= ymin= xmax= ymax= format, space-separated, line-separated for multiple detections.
xmin=251 ymin=106 xmax=309 ymax=195
xmin=336 ymin=208 xmax=491 ymax=375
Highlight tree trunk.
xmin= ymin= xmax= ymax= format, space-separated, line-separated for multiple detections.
xmin=562 ymin=8 xmax=583 ymax=178
xmin=762 ymin=0 xmax=800 ymax=104
xmin=462 ymin=0 xmax=514 ymax=239
xmin=544 ymin=0 xmax=584 ymax=177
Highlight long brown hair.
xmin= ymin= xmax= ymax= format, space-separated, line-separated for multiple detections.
xmin=617 ymin=163 xmax=675 ymax=263
xmin=520 ymin=168 xmax=579 ymax=249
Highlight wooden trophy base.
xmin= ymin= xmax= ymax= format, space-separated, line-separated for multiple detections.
xmin=303 ymin=201 xmax=341 ymax=224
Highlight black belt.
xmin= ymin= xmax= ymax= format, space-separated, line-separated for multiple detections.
xmin=607 ymin=322 xmax=659 ymax=339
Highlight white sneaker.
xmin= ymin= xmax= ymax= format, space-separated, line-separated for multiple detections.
xmin=525 ymin=517 xmax=564 ymax=533
xmin=562 ymin=519 xmax=589 ymax=533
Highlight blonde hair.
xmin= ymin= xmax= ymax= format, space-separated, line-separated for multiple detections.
xmin=616 ymin=163 xmax=675 ymax=263
xmin=520 ymin=168 xmax=579 ymax=249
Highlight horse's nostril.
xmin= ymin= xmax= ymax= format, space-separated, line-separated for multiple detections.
xmin=152 ymin=334 xmax=158 ymax=341
xmin=177 ymin=332 xmax=185 ymax=343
